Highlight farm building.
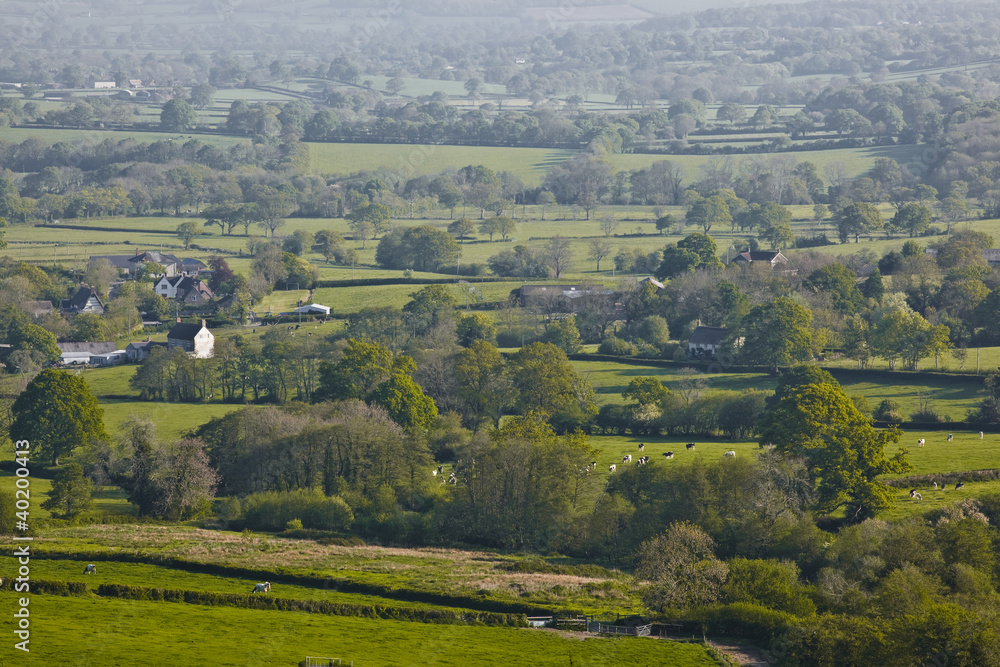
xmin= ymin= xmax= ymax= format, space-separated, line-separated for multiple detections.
xmin=58 ymin=341 xmax=116 ymax=366
xmin=60 ymin=284 xmax=104 ymax=316
xmin=730 ymin=250 xmax=788 ymax=266
xmin=167 ymin=320 xmax=214 ymax=359
xmin=130 ymin=250 xmax=182 ymax=277
xmin=88 ymin=255 xmax=136 ymax=274
xmin=294 ymin=303 xmax=331 ymax=315
xmin=90 ymin=350 xmax=127 ymax=367
xmin=93 ymin=81 xmax=116 ymax=89
xmin=520 ymin=284 xmax=614 ymax=311
xmin=688 ymin=325 xmax=728 ymax=359
xmin=125 ymin=340 xmax=167 ymax=362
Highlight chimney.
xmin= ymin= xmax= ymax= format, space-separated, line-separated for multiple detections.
xmin=201 ymin=319 xmax=206 ymax=328
xmin=177 ymin=317 xmax=181 ymax=323
xmin=135 ymin=248 xmax=140 ymax=256
xmin=696 ymin=319 xmax=701 ymax=327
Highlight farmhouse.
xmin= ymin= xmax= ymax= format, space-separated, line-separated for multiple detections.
xmin=125 ymin=340 xmax=167 ymax=362
xmin=129 ymin=251 xmax=182 ymax=277
xmin=167 ymin=319 xmax=214 ymax=358
xmin=88 ymin=255 xmax=136 ymax=274
xmin=60 ymin=284 xmax=104 ymax=316
xmin=155 ymin=275 xmax=214 ymax=303
xmin=25 ymin=300 xmax=54 ymax=318
xmin=731 ymin=250 xmax=788 ymax=266
xmin=688 ymin=325 xmax=728 ymax=359
xmin=57 ymin=341 xmax=116 ymax=366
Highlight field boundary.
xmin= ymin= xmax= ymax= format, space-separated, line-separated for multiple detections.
xmin=31 ymin=550 xmax=558 ymax=616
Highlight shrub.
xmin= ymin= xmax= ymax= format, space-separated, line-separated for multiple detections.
xmin=285 ymin=518 xmax=303 ymax=531
xmin=241 ymin=490 xmax=354 ymax=532
xmin=598 ymin=337 xmax=637 ymax=356
xmin=909 ymin=407 xmax=943 ymax=423
xmin=873 ymin=399 xmax=904 ymax=423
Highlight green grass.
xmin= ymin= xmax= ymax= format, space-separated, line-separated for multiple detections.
xmin=99 ymin=401 xmax=241 ymax=441
xmin=10 ymin=594 xmax=715 ymax=666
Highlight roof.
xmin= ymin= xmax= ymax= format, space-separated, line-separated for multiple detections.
xmin=129 ymin=251 xmax=180 ymax=266
xmin=61 ymin=285 xmax=104 ymax=312
xmin=58 ymin=341 xmax=117 ymax=355
xmin=295 ymin=303 xmax=331 ymax=314
xmin=733 ymin=251 xmax=787 ymax=264
xmin=167 ymin=322 xmax=208 ymax=341
xmin=126 ymin=341 xmax=166 ymax=350
xmin=638 ymin=277 xmax=665 ymax=290
xmin=181 ymin=258 xmax=207 ymax=268
xmin=689 ymin=326 xmax=727 ymax=346
xmin=89 ymin=255 xmax=134 ymax=270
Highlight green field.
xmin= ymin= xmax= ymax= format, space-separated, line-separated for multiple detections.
xmin=3 ymin=593 xmax=714 ymax=667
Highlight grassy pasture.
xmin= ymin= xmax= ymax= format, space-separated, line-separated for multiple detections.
xmin=9 ymin=594 xmax=714 ymax=667
xmin=573 ymin=359 xmax=986 ymax=417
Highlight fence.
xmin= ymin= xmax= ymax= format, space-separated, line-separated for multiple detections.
xmin=586 ymin=620 xmax=652 ymax=637
xmin=303 ymin=657 xmax=352 ymax=667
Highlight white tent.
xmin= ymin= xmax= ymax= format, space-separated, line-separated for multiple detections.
xmin=294 ymin=303 xmax=331 ymax=315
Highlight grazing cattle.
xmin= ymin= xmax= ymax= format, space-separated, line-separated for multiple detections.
xmin=933 ymin=481 xmax=939 ymax=490
xmin=948 ymin=434 xmax=954 ymax=442
xmin=638 ymin=443 xmax=645 ymax=451
xmin=913 ymin=492 xmax=922 ymax=500
xmin=448 ymin=472 xmax=457 ymax=485
xmin=724 ymin=450 xmax=736 ymax=457
xmin=917 ymin=439 xmax=925 ymax=447
xmin=909 ymin=489 xmax=918 ymax=498
xmin=956 ymin=482 xmax=965 ymax=490
xmin=609 ymin=464 xmax=616 ymax=472
xmin=981 ymin=432 xmax=985 ymax=439
xmin=663 ymin=451 xmax=674 ymax=459
xmin=437 ymin=465 xmax=444 ymax=474
xmin=83 ymin=564 xmax=97 ymax=575
xmin=432 ymin=469 xmax=438 ymax=476
xmin=686 ymin=443 xmax=696 ymax=450
xmin=251 ymin=582 xmax=271 ymax=593
xmin=623 ymin=454 xmax=632 ymax=463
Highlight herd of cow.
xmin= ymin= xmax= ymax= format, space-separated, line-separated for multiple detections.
xmin=606 ymin=443 xmax=737 ymax=473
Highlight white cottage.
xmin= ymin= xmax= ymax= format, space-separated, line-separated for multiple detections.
xmin=166 ymin=319 xmax=214 ymax=359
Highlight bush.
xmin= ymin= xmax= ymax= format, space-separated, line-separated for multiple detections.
xmin=598 ymin=337 xmax=637 ymax=356
xmin=241 ymin=490 xmax=354 ymax=532
xmin=285 ymin=518 xmax=304 ymax=531
xmin=909 ymin=407 xmax=944 ymax=423
xmin=873 ymin=399 xmax=904 ymax=424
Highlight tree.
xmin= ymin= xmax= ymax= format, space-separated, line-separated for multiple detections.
xmin=541 ymin=316 xmax=582 ymax=354
xmin=176 ymin=221 xmax=201 ymax=249
xmin=537 ymin=190 xmax=556 ymax=220
xmin=758 ymin=380 xmax=909 ymax=521
xmin=189 ymin=83 xmax=216 ymax=108
xmin=588 ymin=238 xmax=613 ymax=272
xmin=456 ymin=312 xmax=497 ymax=347
xmin=804 ymin=263 xmax=865 ymax=314
xmin=655 ymin=214 xmax=677 ymax=235
xmin=655 ymin=245 xmax=701 ymax=279
xmin=686 ymin=195 xmax=731 ymax=234
xmin=544 ymin=236 xmax=573 ymax=278
xmin=40 ymin=462 xmax=93 ymax=518
xmin=455 ymin=341 xmax=511 ymax=424
xmin=11 ymin=369 xmax=107 ymax=465
xmin=347 ymin=203 xmax=392 ymax=239
xmin=402 ymin=284 xmax=457 ymax=336
xmin=282 ymin=229 xmax=315 ymax=257
xmin=635 ymin=522 xmax=729 ymax=611
xmin=892 ymin=203 xmax=932 ymax=238
xmin=716 ymin=102 xmax=747 ymax=125
xmin=834 ymin=202 xmax=883 ymax=243
xmin=464 ymin=77 xmax=484 ymax=99
xmin=375 ymin=225 xmax=460 ymax=273
xmin=448 ymin=218 xmax=476 ymax=242
xmin=160 ymin=98 xmax=198 ymax=132
xmin=738 ymin=297 xmax=813 ymax=370
xmin=369 ymin=372 xmax=438 ymax=431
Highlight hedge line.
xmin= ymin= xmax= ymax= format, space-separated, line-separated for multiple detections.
xmin=312 ymin=276 xmax=522 ymax=289
xmin=33 ymin=550 xmax=552 ymax=616
xmin=95 ymin=584 xmax=528 ymax=627
xmin=0 ymin=578 xmax=88 ymax=596
xmin=660 ymin=603 xmax=797 ymax=642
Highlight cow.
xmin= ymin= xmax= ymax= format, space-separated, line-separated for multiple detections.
xmin=981 ymin=432 xmax=985 ymax=439
xmin=251 ymin=582 xmax=271 ymax=593
xmin=623 ymin=454 xmax=632 ymax=463
xmin=686 ymin=443 xmax=696 ymax=450
xmin=917 ymin=438 xmax=925 ymax=447
xmin=609 ymin=464 xmax=616 ymax=472
xmin=948 ymin=434 xmax=954 ymax=442
xmin=432 ymin=469 xmax=438 ymax=476
xmin=913 ymin=492 xmax=922 ymax=500
xmin=663 ymin=452 xmax=674 ymax=459
xmin=437 ymin=465 xmax=444 ymax=474
xmin=83 ymin=564 xmax=97 ymax=575
xmin=909 ymin=489 xmax=918 ymax=498
xmin=724 ymin=450 xmax=736 ymax=457
xmin=933 ymin=481 xmax=939 ymax=490
xmin=638 ymin=443 xmax=645 ymax=451
xmin=956 ymin=482 xmax=965 ymax=490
